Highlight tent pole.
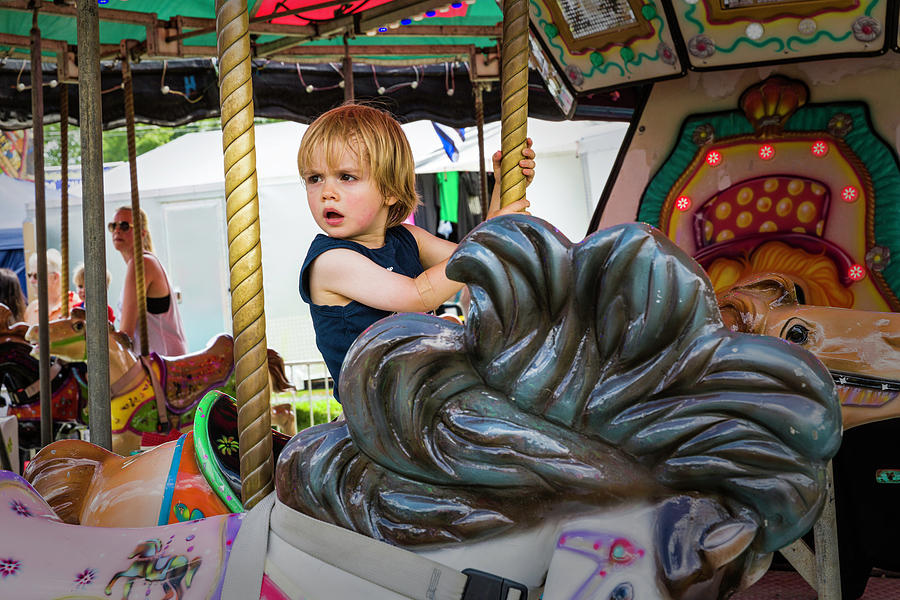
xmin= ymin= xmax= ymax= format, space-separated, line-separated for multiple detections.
xmin=499 ymin=0 xmax=529 ymax=208
xmin=31 ymin=5 xmax=53 ymax=448
xmin=216 ymin=0 xmax=274 ymax=509
xmin=59 ymin=82 xmax=70 ymax=318
xmin=77 ymin=0 xmax=113 ymax=451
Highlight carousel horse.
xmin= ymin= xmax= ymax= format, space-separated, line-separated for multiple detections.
xmin=0 ymin=303 xmax=88 ymax=451
xmin=4 ymin=217 xmax=841 ymax=599
xmin=718 ymin=273 xmax=900 ymax=430
xmin=22 ymin=306 xmax=292 ymax=455
xmin=24 ymin=391 xmax=292 ymax=527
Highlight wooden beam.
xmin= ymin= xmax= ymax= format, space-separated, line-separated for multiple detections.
xmin=2 ymin=0 xmax=157 ymax=26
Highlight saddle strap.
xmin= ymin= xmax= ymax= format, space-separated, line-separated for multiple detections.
xmin=220 ymin=492 xmax=275 ymax=600
xmin=24 ymin=361 xmax=62 ymax=398
xmin=140 ymin=355 xmax=169 ymax=426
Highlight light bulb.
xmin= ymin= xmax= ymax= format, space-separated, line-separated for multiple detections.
xmin=411 ymin=81 xmax=418 ymax=89
xmin=306 ymin=84 xmax=314 ymax=93
xmin=377 ymin=86 xmax=386 ymax=95
xmin=49 ymin=79 xmax=58 ymax=88
xmin=16 ymin=82 xmax=25 ymax=91
xmin=338 ymin=80 xmax=345 ymax=88
xmin=447 ymin=88 xmax=454 ymax=96
xmin=161 ymin=85 xmax=170 ymax=94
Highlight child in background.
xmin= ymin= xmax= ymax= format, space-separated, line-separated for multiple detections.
xmin=298 ymin=104 xmax=535 ymax=400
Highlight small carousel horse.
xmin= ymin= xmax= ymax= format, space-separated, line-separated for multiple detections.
xmin=2 ymin=217 xmax=840 ymax=599
xmin=23 ymin=306 xmax=292 ymax=455
xmin=718 ymin=273 xmax=900 ymax=430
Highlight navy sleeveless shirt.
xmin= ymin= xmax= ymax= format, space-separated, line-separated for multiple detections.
xmin=299 ymin=226 xmax=424 ymax=400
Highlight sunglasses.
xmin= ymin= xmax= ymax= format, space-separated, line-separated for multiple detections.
xmin=108 ymin=221 xmax=132 ymax=233
xmin=27 ymin=272 xmax=38 ymax=279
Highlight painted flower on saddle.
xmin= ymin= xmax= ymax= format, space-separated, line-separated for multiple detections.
xmin=217 ymin=435 xmax=239 ymax=456
xmin=74 ymin=568 xmax=96 ymax=587
xmin=0 ymin=558 xmax=21 ymax=578
xmin=9 ymin=499 xmax=31 ymax=517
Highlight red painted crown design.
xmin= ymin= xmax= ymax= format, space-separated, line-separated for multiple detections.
xmin=739 ymin=76 xmax=808 ymax=135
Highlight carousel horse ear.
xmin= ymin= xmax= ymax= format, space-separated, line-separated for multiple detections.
xmin=700 ymin=518 xmax=757 ymax=571
xmin=71 ymin=306 xmax=86 ymax=320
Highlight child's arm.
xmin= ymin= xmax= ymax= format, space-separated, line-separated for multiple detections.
xmin=307 ymin=248 xmax=461 ymax=313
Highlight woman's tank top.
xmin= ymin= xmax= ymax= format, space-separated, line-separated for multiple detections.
xmin=299 ymin=226 xmax=424 ymax=400
xmin=119 ymin=253 xmax=189 ymax=357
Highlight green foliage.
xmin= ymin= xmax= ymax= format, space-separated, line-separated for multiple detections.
xmin=294 ymin=397 xmax=342 ymax=429
xmin=43 ymin=118 xmax=226 ymax=167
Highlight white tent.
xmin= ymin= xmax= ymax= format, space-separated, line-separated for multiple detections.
xmin=39 ymin=118 xmax=626 ymax=359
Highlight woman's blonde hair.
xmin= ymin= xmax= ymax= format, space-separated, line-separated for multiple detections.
xmin=115 ymin=206 xmax=154 ymax=253
xmin=297 ymin=103 xmax=420 ymax=228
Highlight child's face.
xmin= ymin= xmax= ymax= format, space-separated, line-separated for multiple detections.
xmin=302 ymin=141 xmax=398 ymax=246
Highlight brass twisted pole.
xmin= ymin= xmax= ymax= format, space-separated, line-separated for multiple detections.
xmin=216 ymin=0 xmax=274 ymax=509
xmin=499 ymin=0 xmax=529 ymax=208
xmin=473 ymin=81 xmax=489 ymax=218
xmin=121 ymin=51 xmax=150 ymax=357
xmin=59 ymin=82 xmax=70 ymax=317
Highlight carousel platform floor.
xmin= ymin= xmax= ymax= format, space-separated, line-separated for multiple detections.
xmin=733 ymin=568 xmax=900 ymax=599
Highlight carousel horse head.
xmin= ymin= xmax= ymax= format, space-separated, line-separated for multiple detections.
xmin=25 ymin=306 xmax=134 ymax=371
xmin=276 ymin=216 xmax=841 ymax=600
xmin=718 ymin=273 xmax=900 ymax=429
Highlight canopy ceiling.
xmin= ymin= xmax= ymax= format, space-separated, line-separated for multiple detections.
xmin=0 ymin=0 xmax=641 ymax=127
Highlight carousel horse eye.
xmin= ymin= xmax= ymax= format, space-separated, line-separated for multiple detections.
xmin=609 ymin=539 xmax=637 ymax=565
xmin=785 ymin=323 xmax=809 ymax=345
xmin=73 ymin=321 xmax=84 ymax=332
xmin=609 ymin=582 xmax=634 ymax=600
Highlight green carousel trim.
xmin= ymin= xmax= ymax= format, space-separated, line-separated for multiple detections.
xmin=194 ymin=390 xmax=245 ymax=513
xmin=639 ymin=100 xmax=900 ymax=299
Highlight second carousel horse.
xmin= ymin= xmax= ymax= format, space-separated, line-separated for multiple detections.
xmin=718 ymin=273 xmax=900 ymax=429
xmin=24 ymin=306 xmax=291 ymax=455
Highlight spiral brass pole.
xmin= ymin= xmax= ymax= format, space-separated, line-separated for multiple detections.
xmin=121 ymin=50 xmax=150 ymax=358
xmin=216 ymin=0 xmax=274 ymax=509
xmin=473 ymin=82 xmax=489 ymax=218
xmin=499 ymin=0 xmax=529 ymax=208
xmin=60 ymin=83 xmax=69 ymax=318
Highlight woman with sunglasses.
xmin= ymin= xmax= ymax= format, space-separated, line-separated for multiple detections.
xmin=109 ymin=206 xmax=188 ymax=356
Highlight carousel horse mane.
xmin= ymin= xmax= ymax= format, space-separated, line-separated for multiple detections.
xmin=24 ymin=439 xmax=116 ymax=524
xmin=276 ymin=216 xmax=840 ymax=594
xmin=267 ymin=348 xmax=294 ymax=393
xmin=716 ymin=273 xmax=802 ymax=334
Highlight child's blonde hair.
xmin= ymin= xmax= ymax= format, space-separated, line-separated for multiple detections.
xmin=297 ymin=103 xmax=420 ymax=228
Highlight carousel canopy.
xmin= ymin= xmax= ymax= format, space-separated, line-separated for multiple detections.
xmin=0 ymin=0 xmax=640 ymax=128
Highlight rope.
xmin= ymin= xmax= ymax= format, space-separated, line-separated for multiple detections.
xmin=216 ymin=0 xmax=274 ymax=509
xmin=121 ymin=51 xmax=150 ymax=357
xmin=499 ymin=0 xmax=529 ymax=208
xmin=59 ymin=82 xmax=69 ymax=318
xmin=473 ymin=82 xmax=488 ymax=218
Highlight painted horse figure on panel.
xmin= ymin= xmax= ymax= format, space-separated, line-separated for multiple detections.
xmin=1 ymin=216 xmax=841 ymax=599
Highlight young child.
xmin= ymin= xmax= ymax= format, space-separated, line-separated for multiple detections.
xmin=297 ymin=104 xmax=535 ymax=400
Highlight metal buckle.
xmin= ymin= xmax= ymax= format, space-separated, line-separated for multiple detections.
xmin=461 ymin=568 xmax=528 ymax=600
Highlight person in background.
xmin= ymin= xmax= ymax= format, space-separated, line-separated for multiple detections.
xmin=23 ymin=248 xmax=80 ymax=325
xmin=0 ymin=267 xmax=27 ymax=323
xmin=73 ymin=263 xmax=115 ymax=324
xmin=109 ymin=206 xmax=188 ymax=356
